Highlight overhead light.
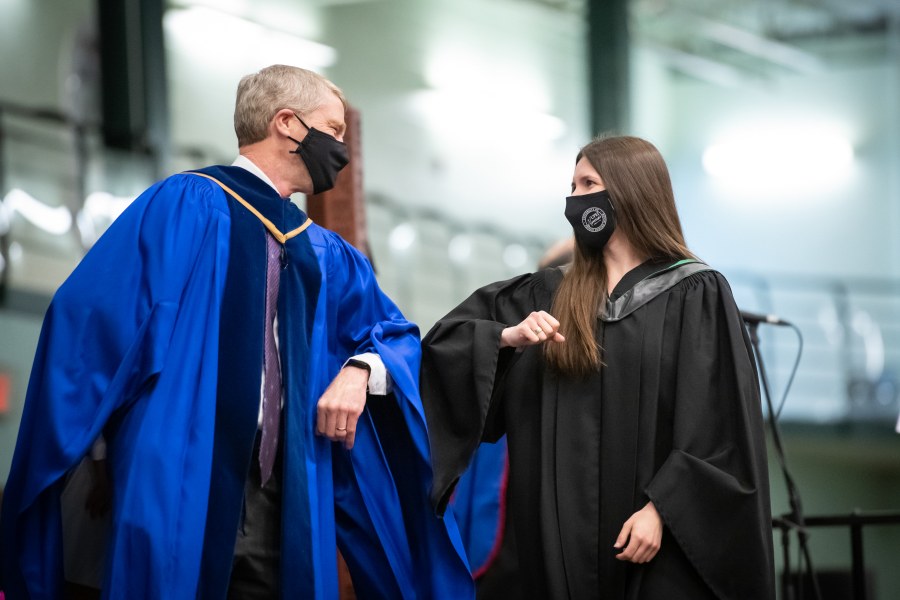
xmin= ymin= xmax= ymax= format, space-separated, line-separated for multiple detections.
xmin=164 ymin=6 xmax=336 ymax=70
xmin=388 ymin=222 xmax=417 ymax=252
xmin=417 ymin=45 xmax=565 ymax=142
xmin=702 ymin=123 xmax=854 ymax=196
xmin=411 ymin=90 xmax=565 ymax=143
xmin=2 ymin=188 xmax=72 ymax=236
xmin=425 ymin=44 xmax=551 ymax=111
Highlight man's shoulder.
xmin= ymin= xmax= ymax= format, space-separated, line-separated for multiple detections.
xmin=144 ymin=170 xmax=232 ymax=215
xmin=304 ymin=222 xmax=356 ymax=253
xmin=303 ymin=223 xmax=376 ymax=275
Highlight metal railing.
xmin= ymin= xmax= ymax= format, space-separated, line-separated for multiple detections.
xmin=774 ymin=510 xmax=900 ymax=600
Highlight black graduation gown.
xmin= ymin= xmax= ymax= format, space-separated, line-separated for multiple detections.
xmin=421 ymin=259 xmax=775 ymax=600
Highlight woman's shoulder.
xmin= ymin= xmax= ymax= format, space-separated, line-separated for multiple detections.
xmin=532 ymin=265 xmax=567 ymax=293
xmin=668 ymin=263 xmax=744 ymax=317
xmin=449 ymin=267 xmax=563 ymax=319
xmin=676 ymin=262 xmax=732 ymax=292
xmin=482 ymin=266 xmax=565 ymax=298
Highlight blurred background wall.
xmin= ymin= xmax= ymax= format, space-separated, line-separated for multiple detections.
xmin=1 ymin=0 xmax=899 ymax=597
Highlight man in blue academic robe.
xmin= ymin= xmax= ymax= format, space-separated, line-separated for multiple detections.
xmin=0 ymin=64 xmax=472 ymax=600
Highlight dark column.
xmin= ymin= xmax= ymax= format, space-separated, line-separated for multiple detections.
xmin=97 ymin=0 xmax=169 ymax=163
xmin=587 ymin=0 xmax=631 ymax=135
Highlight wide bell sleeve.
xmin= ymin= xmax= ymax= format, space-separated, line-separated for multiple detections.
xmin=419 ymin=272 xmax=549 ymax=516
xmin=643 ymin=271 xmax=775 ymax=600
xmin=0 ymin=176 xmax=230 ymax=599
xmin=320 ymin=232 xmax=475 ymax=600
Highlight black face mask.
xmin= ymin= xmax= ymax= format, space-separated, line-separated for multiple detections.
xmin=564 ymin=189 xmax=617 ymax=251
xmin=288 ymin=114 xmax=350 ymax=194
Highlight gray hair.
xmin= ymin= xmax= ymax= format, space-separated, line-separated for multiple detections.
xmin=234 ymin=64 xmax=347 ymax=147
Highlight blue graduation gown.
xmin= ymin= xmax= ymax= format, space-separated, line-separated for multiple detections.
xmin=449 ymin=436 xmax=508 ymax=579
xmin=0 ymin=166 xmax=473 ymax=600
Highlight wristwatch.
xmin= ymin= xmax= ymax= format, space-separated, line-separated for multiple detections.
xmin=344 ymin=358 xmax=372 ymax=375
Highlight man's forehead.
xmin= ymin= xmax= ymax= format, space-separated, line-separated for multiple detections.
xmin=308 ymin=95 xmax=345 ymax=124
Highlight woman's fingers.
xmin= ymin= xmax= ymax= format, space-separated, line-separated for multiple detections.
xmin=614 ymin=503 xmax=662 ymax=563
xmin=500 ymin=311 xmax=566 ymax=348
xmin=526 ymin=311 xmax=562 ymax=342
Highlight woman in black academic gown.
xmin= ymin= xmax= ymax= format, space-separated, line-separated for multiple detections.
xmin=420 ymin=135 xmax=775 ymax=600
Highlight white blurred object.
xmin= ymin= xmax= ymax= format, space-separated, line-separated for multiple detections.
xmin=2 ymin=188 xmax=72 ymax=235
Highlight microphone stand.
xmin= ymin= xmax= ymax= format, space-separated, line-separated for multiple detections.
xmin=745 ymin=320 xmax=822 ymax=600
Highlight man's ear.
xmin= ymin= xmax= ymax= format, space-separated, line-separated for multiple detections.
xmin=272 ymin=108 xmax=297 ymax=137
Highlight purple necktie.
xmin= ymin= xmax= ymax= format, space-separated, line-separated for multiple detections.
xmin=259 ymin=233 xmax=282 ymax=487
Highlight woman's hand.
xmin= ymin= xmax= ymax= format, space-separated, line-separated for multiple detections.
xmin=500 ymin=311 xmax=566 ymax=348
xmin=614 ymin=501 xmax=663 ymax=564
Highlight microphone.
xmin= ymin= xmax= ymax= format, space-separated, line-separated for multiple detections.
xmin=740 ymin=310 xmax=792 ymax=327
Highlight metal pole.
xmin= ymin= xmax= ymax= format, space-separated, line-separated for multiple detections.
xmin=587 ymin=0 xmax=631 ymax=135
xmin=850 ymin=515 xmax=867 ymax=600
xmin=779 ymin=520 xmax=793 ymax=600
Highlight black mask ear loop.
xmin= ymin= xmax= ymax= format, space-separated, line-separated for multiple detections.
xmin=287 ymin=114 xmax=308 ymax=152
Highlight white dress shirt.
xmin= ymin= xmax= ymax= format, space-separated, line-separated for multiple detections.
xmin=230 ymin=156 xmax=392 ymax=427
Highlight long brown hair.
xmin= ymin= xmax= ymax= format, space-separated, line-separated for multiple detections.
xmin=545 ymin=135 xmax=694 ymax=376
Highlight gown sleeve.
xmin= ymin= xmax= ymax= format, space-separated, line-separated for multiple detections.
xmin=0 ymin=176 xmax=229 ymax=598
xmin=321 ymin=233 xmax=475 ymax=600
xmin=643 ymin=271 xmax=775 ymax=600
xmin=420 ymin=271 xmax=554 ymax=515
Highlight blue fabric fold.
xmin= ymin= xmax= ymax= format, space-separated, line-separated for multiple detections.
xmin=1 ymin=165 xmax=473 ymax=600
xmin=1 ymin=175 xmax=231 ymax=599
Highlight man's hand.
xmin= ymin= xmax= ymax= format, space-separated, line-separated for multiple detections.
xmin=500 ymin=310 xmax=566 ymax=349
xmin=614 ymin=501 xmax=663 ymax=563
xmin=316 ymin=365 xmax=369 ymax=450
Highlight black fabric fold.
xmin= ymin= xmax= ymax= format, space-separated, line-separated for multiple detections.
xmin=420 ymin=263 xmax=774 ymax=599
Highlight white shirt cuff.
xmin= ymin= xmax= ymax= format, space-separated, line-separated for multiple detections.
xmin=345 ymin=352 xmax=392 ymax=396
